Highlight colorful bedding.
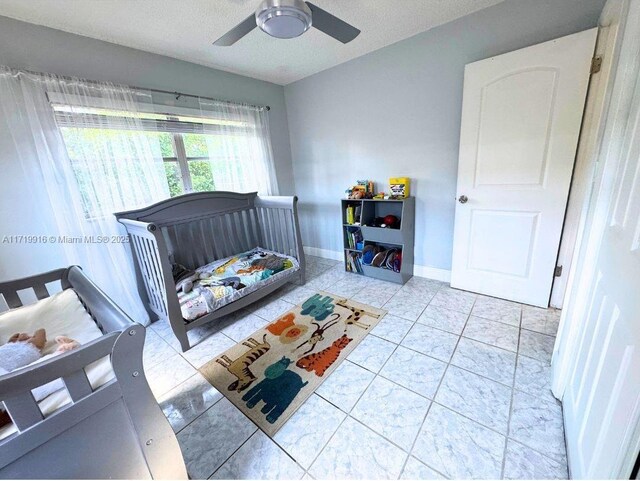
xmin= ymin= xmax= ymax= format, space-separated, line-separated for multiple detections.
xmin=178 ymin=247 xmax=299 ymax=322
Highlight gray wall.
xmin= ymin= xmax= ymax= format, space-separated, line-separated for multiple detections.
xmin=0 ymin=15 xmax=294 ymax=279
xmin=284 ymin=0 xmax=606 ymax=273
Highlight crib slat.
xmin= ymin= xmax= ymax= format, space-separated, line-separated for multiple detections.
xmin=207 ymin=217 xmax=220 ymax=260
xmin=217 ymin=216 xmax=231 ymax=257
xmin=227 ymin=213 xmax=241 ymax=252
xmin=3 ymin=291 xmax=23 ymax=308
xmin=251 ymin=208 xmax=263 ymax=247
xmin=133 ymin=236 xmax=160 ymax=311
xmin=63 ymin=369 xmax=93 ymax=402
xmin=4 ymin=392 xmax=43 ymax=431
xmin=32 ymin=283 xmax=50 ymax=300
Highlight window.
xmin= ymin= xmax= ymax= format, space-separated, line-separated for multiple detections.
xmin=53 ymin=101 xmax=273 ymax=218
xmin=161 ymin=132 xmax=217 ymax=197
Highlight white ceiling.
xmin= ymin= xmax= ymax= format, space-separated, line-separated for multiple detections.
xmin=0 ymin=0 xmax=505 ymax=85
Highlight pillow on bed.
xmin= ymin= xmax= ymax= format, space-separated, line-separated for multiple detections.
xmin=0 ymin=288 xmax=115 ymax=440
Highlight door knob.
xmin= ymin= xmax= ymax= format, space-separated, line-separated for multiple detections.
xmin=458 ymin=195 xmax=468 ymax=204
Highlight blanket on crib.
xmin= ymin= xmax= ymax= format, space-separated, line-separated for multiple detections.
xmin=178 ymin=247 xmax=299 ymax=322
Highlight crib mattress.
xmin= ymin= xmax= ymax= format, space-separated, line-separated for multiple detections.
xmin=0 ymin=288 xmax=114 ymax=440
xmin=178 ymin=247 xmax=299 ymax=322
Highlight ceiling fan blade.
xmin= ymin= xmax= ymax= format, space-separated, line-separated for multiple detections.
xmin=306 ymin=2 xmax=360 ymax=44
xmin=213 ymin=13 xmax=257 ymax=46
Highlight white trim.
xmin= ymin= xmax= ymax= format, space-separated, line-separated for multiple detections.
xmin=413 ymin=264 xmax=452 ymax=283
xmin=303 ymin=246 xmax=343 ymax=261
xmin=303 ymin=246 xmax=452 ymax=283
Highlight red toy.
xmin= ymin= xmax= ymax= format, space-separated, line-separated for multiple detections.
xmin=383 ymin=215 xmax=399 ymax=228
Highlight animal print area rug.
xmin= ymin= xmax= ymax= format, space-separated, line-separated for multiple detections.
xmin=199 ymin=291 xmax=386 ymax=436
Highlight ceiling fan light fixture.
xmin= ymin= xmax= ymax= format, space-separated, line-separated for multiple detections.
xmin=255 ymin=0 xmax=312 ymax=39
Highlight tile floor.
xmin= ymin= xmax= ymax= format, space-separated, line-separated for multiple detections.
xmin=145 ymin=255 xmax=568 ymax=480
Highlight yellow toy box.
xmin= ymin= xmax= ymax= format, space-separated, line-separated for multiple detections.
xmin=389 ymin=177 xmax=410 ymax=198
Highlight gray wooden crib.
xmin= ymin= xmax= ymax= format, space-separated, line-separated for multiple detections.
xmin=0 ymin=266 xmax=186 ymax=479
xmin=115 ymin=191 xmax=305 ymax=352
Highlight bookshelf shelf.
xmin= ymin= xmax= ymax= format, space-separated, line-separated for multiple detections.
xmin=341 ymin=197 xmax=415 ymax=284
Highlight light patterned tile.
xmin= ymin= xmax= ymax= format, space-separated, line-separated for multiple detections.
xmin=324 ymin=275 xmax=367 ymax=298
xmin=380 ymin=346 xmax=447 ymax=399
xmin=413 ymin=404 xmax=505 ymax=480
xmin=522 ymin=306 xmax=561 ymax=336
xmin=400 ymin=457 xmax=445 ymax=480
xmin=417 ymin=304 xmax=469 ymax=334
xmin=429 ymin=287 xmax=477 ymax=314
xmin=351 ymin=377 xmax=431 ymax=451
xmin=351 ymin=285 xmax=395 ymax=308
xmin=143 ymin=328 xmax=178 ymax=369
xmin=220 ymin=311 xmax=269 ymax=342
xmin=471 ymin=295 xmax=521 ymax=327
xmin=347 ymin=334 xmax=396 ymax=373
xmin=180 ymin=331 xmax=236 ymax=369
xmin=308 ymin=417 xmax=407 ymax=480
xmin=316 ymin=360 xmax=375 ymax=412
xmin=211 ymin=431 xmax=304 ymax=479
xmin=370 ymin=315 xmax=414 ymax=344
xmin=177 ymin=398 xmax=256 ymax=479
xmin=510 ymin=391 xmax=566 ymax=463
xmin=397 ymin=282 xmax=439 ymax=302
xmin=252 ymin=298 xmax=295 ymax=321
xmin=145 ymin=351 xmax=197 ymax=398
xmin=519 ymin=330 xmax=555 ymax=364
xmin=504 ymin=439 xmax=568 ymax=479
xmin=280 ymin=285 xmax=318 ymax=305
xmin=383 ymin=295 xmax=428 ymax=321
xmin=463 ymin=316 xmax=519 ymax=352
xmin=435 ymin=366 xmax=511 ymax=433
xmin=306 ymin=269 xmax=348 ymax=291
xmin=451 ymin=337 xmax=516 ymax=385
xmin=515 ymin=355 xmax=557 ymax=403
xmin=401 ymin=323 xmax=459 ymax=362
xmin=274 ymin=394 xmax=346 ymax=469
xmin=158 ymin=373 xmax=223 ymax=433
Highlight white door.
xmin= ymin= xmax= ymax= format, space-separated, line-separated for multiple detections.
xmin=558 ymin=1 xmax=640 ymax=477
xmin=451 ymin=29 xmax=597 ymax=307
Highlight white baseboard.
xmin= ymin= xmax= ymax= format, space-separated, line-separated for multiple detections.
xmin=413 ymin=264 xmax=451 ymax=283
xmin=303 ymin=246 xmax=451 ymax=283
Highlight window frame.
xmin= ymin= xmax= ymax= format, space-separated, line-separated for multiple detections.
xmin=162 ymin=132 xmax=216 ymax=195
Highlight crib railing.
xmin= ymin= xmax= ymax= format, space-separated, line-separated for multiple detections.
xmin=255 ymin=196 xmax=304 ymax=260
xmin=0 ymin=266 xmax=186 ymax=479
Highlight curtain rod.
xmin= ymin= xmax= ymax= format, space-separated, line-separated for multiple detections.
xmin=140 ymin=86 xmax=271 ymax=111
xmin=5 ymin=66 xmax=271 ymax=111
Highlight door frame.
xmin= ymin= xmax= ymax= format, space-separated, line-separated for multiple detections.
xmin=549 ymin=0 xmax=626 ymax=308
xmin=550 ymin=0 xmax=640 ymax=477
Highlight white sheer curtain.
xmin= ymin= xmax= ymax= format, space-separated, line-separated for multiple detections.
xmin=198 ymin=99 xmax=279 ymax=195
xmin=0 ymin=66 xmax=169 ymax=324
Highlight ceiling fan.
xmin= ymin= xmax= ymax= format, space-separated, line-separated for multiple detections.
xmin=213 ymin=0 xmax=360 ymax=46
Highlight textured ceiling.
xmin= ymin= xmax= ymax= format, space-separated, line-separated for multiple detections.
xmin=0 ymin=0 xmax=505 ymax=85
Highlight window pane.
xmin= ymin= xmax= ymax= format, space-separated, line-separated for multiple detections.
xmin=147 ymin=131 xmax=175 ymax=158
xmin=164 ymin=161 xmax=184 ymax=197
xmin=183 ymin=133 xmax=209 ymax=157
xmin=188 ymin=160 xmax=215 ymax=192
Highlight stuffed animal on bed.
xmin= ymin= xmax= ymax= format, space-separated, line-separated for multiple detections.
xmin=0 ymin=329 xmax=80 ymax=376
xmin=0 ymin=329 xmax=80 ymax=428
xmin=172 ymin=262 xmax=212 ymax=294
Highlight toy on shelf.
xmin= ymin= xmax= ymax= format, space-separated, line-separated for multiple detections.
xmin=345 ymin=180 xmax=375 ymax=199
xmin=370 ymin=214 xmax=400 ymax=229
xmin=389 ymin=177 xmax=410 ymax=199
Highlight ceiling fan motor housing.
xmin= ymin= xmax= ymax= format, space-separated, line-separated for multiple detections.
xmin=255 ymin=0 xmax=312 ymax=39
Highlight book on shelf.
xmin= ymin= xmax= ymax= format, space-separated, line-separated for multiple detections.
xmin=345 ymin=204 xmax=362 ymax=225
xmin=346 ymin=227 xmax=363 ymax=250
xmin=346 ymin=252 xmax=363 ymax=274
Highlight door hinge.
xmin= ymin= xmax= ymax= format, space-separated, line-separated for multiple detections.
xmin=555 ymin=265 xmax=563 ymax=277
xmin=591 ymin=55 xmax=602 ymax=74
